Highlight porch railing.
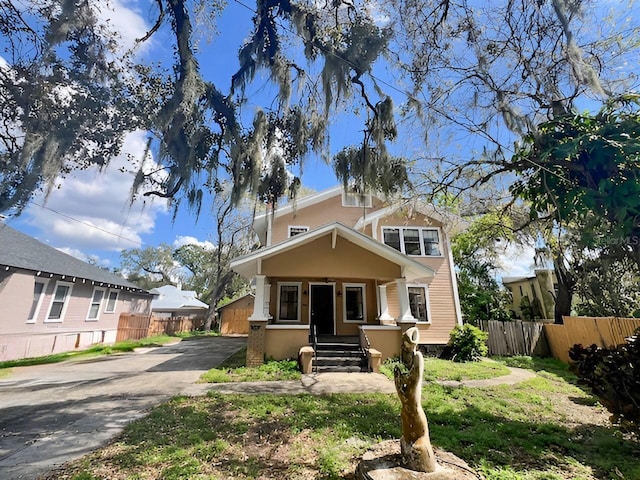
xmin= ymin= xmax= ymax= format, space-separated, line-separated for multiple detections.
xmin=310 ymin=324 xmax=318 ymax=373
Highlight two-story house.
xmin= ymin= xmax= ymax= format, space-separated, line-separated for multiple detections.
xmin=230 ymin=186 xmax=463 ymax=371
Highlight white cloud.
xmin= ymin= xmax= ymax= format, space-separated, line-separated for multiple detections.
xmin=174 ymin=236 xmax=216 ymax=250
xmin=94 ymin=0 xmax=153 ymax=55
xmin=496 ymin=243 xmax=537 ymax=281
xmin=23 ymin=130 xmax=169 ymax=254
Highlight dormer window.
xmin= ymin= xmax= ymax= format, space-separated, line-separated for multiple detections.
xmin=288 ymin=226 xmax=309 ymax=237
xmin=342 ymin=191 xmax=372 ymax=208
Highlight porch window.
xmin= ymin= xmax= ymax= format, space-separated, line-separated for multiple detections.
xmin=288 ymin=226 xmax=309 ymax=237
xmin=277 ymin=282 xmax=301 ymax=322
xmin=87 ymin=288 xmax=105 ymax=320
xmin=343 ymin=283 xmax=366 ymax=323
xmin=47 ymin=282 xmax=73 ymax=322
xmin=27 ymin=280 xmax=47 ymax=323
xmin=105 ymin=290 xmax=118 ymax=313
xmin=408 ymin=286 xmax=429 ymax=322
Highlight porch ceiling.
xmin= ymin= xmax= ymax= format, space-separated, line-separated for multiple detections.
xmin=231 ymin=222 xmax=434 ymax=282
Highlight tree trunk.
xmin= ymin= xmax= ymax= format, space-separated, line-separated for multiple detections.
xmin=553 ymin=255 xmax=575 ymax=324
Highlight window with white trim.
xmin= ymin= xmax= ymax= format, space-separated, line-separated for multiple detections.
xmin=27 ymin=280 xmax=48 ymax=323
xmin=277 ymin=282 xmax=301 ymax=322
xmin=343 ymin=283 xmax=366 ymax=323
xmin=87 ymin=287 xmax=105 ymax=320
xmin=104 ymin=290 xmax=119 ymax=313
xmin=342 ymin=191 xmax=373 ymax=208
xmin=46 ymin=281 xmax=73 ymax=322
xmin=288 ymin=226 xmax=309 ymax=237
xmin=408 ymin=285 xmax=430 ymax=322
xmin=382 ymin=227 xmax=442 ymax=256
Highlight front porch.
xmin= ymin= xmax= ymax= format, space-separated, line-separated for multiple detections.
xmin=230 ymin=223 xmax=436 ymax=369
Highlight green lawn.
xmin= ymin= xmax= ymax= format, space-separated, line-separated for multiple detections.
xmin=199 ymin=348 xmax=302 ymax=383
xmin=0 ymin=335 xmax=180 ymax=370
xmin=43 ymin=357 xmax=640 ymax=480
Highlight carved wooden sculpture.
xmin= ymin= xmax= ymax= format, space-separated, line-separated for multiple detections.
xmin=394 ymin=327 xmax=437 ymax=472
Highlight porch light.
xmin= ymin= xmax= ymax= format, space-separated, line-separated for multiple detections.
xmin=337 ymin=290 xmax=342 ymax=296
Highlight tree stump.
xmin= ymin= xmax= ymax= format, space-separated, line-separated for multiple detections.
xmin=394 ymin=327 xmax=436 ymax=473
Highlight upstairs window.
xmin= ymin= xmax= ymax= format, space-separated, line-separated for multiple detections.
xmin=342 ymin=191 xmax=373 ymax=208
xmin=383 ymin=228 xmax=401 ymax=251
xmin=382 ymin=227 xmax=442 ymax=256
xmin=288 ymin=226 xmax=309 ymax=237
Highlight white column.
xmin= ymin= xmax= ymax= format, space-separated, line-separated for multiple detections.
xmin=377 ymin=284 xmax=395 ymax=323
xmin=250 ymin=275 xmax=270 ymax=321
xmin=396 ymin=278 xmax=416 ymax=323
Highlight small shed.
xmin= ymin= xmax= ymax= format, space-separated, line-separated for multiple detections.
xmin=218 ymin=293 xmax=253 ymax=335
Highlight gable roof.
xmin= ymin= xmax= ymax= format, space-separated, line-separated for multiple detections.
xmin=150 ymin=285 xmax=209 ymax=310
xmin=231 ymin=222 xmax=435 ymax=281
xmin=0 ymin=224 xmax=148 ymax=292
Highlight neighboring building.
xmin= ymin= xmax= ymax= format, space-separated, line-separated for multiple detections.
xmin=218 ymin=293 xmax=253 ymax=335
xmin=0 ymin=224 xmax=153 ymax=361
xmin=503 ymin=269 xmax=556 ymax=320
xmin=230 ymin=185 xmax=463 ymax=369
xmin=150 ymin=285 xmax=209 ymax=318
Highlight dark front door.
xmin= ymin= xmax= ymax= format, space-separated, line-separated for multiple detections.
xmin=310 ymin=284 xmax=334 ymax=335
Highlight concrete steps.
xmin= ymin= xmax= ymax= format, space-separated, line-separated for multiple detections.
xmin=313 ymin=338 xmax=368 ymax=373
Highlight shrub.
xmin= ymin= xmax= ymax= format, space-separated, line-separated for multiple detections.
xmin=445 ymin=324 xmax=488 ymax=362
xmin=569 ymin=329 xmax=640 ymax=429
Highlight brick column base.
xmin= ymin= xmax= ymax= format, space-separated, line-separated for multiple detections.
xmin=247 ymin=320 xmax=267 ymax=367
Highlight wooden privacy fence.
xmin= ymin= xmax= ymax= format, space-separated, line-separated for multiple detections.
xmin=117 ymin=313 xmax=205 ymax=342
xmin=477 ymin=320 xmax=550 ymax=357
xmin=148 ymin=316 xmax=204 ymax=336
xmin=116 ymin=313 xmax=152 ymax=342
xmin=544 ymin=316 xmax=640 ymax=363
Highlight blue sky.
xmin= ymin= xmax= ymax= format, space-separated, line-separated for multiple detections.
xmin=2 ymin=0 xmax=541 ymax=277
xmin=3 ymin=1 xmax=346 ymax=268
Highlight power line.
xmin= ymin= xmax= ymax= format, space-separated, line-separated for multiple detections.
xmin=31 ymin=202 xmax=145 ymax=247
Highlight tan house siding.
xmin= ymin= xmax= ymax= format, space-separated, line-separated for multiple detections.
xmin=419 ymin=257 xmax=458 ymax=344
xmin=262 ymin=235 xmax=402 ymax=280
xmin=270 ymin=194 xmax=385 ymax=244
xmin=386 ymin=282 xmax=399 ymax=318
xmin=265 ymin=326 xmax=309 ymax=360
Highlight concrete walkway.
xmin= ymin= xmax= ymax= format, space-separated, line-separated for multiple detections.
xmin=196 ymin=366 xmax=536 ymax=396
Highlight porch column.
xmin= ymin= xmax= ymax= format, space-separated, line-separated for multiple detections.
xmin=396 ymin=278 xmax=417 ymax=324
xmin=249 ymin=275 xmax=269 ymax=321
xmin=248 ymin=275 xmax=270 ymax=367
xmin=377 ymin=284 xmax=396 ymax=325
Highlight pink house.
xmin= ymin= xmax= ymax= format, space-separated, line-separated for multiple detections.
xmin=0 ymin=224 xmax=153 ymax=361
xmin=230 ymin=186 xmax=463 ymax=372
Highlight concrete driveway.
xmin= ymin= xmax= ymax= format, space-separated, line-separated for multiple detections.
xmin=0 ymin=336 xmax=246 ymax=480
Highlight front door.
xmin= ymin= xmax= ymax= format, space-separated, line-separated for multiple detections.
xmin=310 ymin=284 xmax=334 ymax=335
